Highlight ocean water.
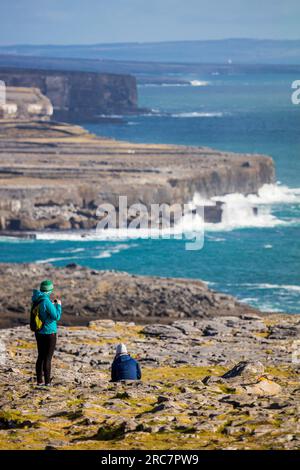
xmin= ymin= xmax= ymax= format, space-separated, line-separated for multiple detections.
xmin=1 ymin=69 xmax=300 ymax=313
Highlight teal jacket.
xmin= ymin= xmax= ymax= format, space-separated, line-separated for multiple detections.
xmin=32 ymin=289 xmax=62 ymax=334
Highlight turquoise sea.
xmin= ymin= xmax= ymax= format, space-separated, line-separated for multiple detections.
xmin=1 ymin=69 xmax=300 ymax=313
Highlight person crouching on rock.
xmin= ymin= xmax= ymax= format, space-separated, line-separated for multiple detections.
xmin=111 ymin=343 xmax=141 ymax=382
xmin=30 ymin=279 xmax=62 ymax=386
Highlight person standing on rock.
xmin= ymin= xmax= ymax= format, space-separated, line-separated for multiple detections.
xmin=30 ymin=279 xmax=62 ymax=386
xmin=111 ymin=343 xmax=142 ymax=382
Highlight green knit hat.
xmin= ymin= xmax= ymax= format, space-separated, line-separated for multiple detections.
xmin=40 ymin=279 xmax=54 ymax=293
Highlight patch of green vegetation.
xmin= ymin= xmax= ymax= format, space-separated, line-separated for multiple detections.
xmin=217 ymin=419 xmax=233 ymax=435
xmin=255 ymin=331 xmax=270 ymax=339
xmin=113 ymin=391 xmax=130 ymax=400
xmin=219 ymin=384 xmax=237 ymax=394
xmin=272 ymin=417 xmax=283 ymax=428
xmin=13 ymin=340 xmax=35 ymax=350
xmin=114 ymin=396 xmax=156 ymax=416
xmin=143 ymin=365 xmax=226 ymax=382
xmin=175 ymin=425 xmax=197 ymax=434
xmin=88 ymin=422 xmax=126 ymax=441
xmin=66 ymin=398 xmax=84 ymax=408
xmin=266 ymin=365 xmax=298 ymax=379
xmin=0 ymin=410 xmax=41 ymax=429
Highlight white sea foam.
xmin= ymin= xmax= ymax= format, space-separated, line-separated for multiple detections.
xmin=171 ymin=111 xmax=224 ymax=118
xmin=0 ymin=236 xmax=33 ymax=243
xmin=15 ymin=183 xmax=300 ymax=243
xmin=241 ymin=283 xmax=300 ymax=293
xmin=139 ymin=81 xmax=210 ymax=88
xmin=60 ymin=247 xmax=85 ymax=254
xmin=98 ymin=114 xmax=123 ymax=118
xmin=161 ymin=83 xmax=188 ymax=87
xmin=190 ymin=80 xmax=210 ymax=86
xmin=92 ymin=243 xmax=134 ymax=259
xmin=36 ymin=256 xmax=78 ymax=264
xmin=247 ymin=298 xmax=284 ymax=313
xmin=240 ymin=183 xmax=300 ymax=205
xmin=139 ymin=83 xmax=189 ymax=88
xmin=206 ymin=235 xmax=226 ymax=242
xmin=35 ymin=231 xmax=138 ymax=241
xmin=36 ymin=232 xmax=95 ymax=241
xmin=241 ymin=283 xmax=300 ymax=292
xmin=208 ymin=196 xmax=284 ymax=231
xmin=35 ymin=243 xmax=135 ymax=263
xmin=140 ymin=110 xmax=226 ymax=118
xmin=95 ymin=251 xmax=112 ymax=259
xmin=35 ymin=230 xmax=131 ymax=242
xmin=34 ymin=215 xmax=204 ymax=243
xmin=240 ymin=297 xmax=260 ymax=303
xmin=188 ymin=183 xmax=300 ymax=232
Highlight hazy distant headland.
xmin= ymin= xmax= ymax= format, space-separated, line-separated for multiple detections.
xmin=1 ymin=39 xmax=300 ymax=89
xmin=2 ymin=39 xmax=300 ymax=64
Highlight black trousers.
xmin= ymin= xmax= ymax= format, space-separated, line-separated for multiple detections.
xmin=35 ymin=333 xmax=57 ymax=384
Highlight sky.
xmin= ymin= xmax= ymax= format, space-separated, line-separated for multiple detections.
xmin=0 ymin=0 xmax=300 ymax=45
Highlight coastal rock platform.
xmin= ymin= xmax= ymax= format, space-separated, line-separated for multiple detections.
xmin=0 ymin=120 xmax=274 ymax=232
xmin=0 ymin=263 xmax=259 ymax=329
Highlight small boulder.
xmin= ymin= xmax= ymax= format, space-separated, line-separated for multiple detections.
xmin=268 ymin=325 xmax=300 ymax=340
xmin=243 ymin=379 xmax=282 ymax=396
xmin=142 ymin=324 xmax=184 ymax=339
xmin=202 ymin=325 xmax=218 ymax=336
xmin=222 ymin=361 xmax=265 ymax=380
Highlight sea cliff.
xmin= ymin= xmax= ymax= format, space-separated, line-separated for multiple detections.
xmin=0 ymin=120 xmax=275 ymax=232
xmin=0 ymin=68 xmax=139 ymax=121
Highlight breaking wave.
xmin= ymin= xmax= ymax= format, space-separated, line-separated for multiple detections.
xmin=190 ymin=183 xmax=300 ymax=232
xmin=190 ymin=80 xmax=210 ymax=86
xmin=8 ymin=183 xmax=300 ymax=244
xmin=138 ymin=109 xmax=227 ymax=118
xmin=171 ymin=111 xmax=225 ymax=118
xmin=247 ymin=184 xmax=300 ymax=205
xmin=240 ymin=283 xmax=300 ymax=292
xmin=139 ymin=80 xmax=210 ymax=88
xmin=35 ymin=243 xmax=135 ymax=263
xmin=91 ymin=243 xmax=135 ymax=259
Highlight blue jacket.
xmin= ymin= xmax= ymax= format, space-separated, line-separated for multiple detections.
xmin=111 ymin=354 xmax=142 ymax=382
xmin=32 ymin=289 xmax=62 ymax=335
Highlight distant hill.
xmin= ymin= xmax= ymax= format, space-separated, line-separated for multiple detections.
xmin=1 ymin=39 xmax=300 ymax=64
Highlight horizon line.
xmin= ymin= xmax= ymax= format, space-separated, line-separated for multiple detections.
xmin=1 ymin=37 xmax=300 ymax=48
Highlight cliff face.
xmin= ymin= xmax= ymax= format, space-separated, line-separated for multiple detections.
xmin=0 ymin=68 xmax=138 ymax=121
xmin=0 ymin=120 xmax=275 ymax=232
